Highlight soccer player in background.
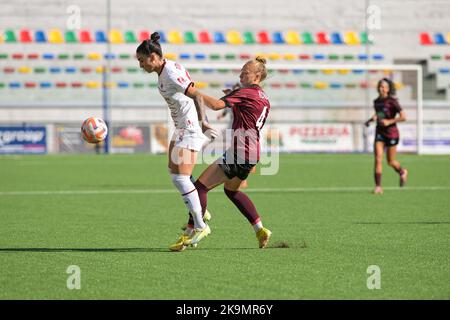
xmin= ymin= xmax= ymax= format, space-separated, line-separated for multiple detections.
xmin=365 ymin=78 xmax=408 ymax=194
xmin=136 ymin=32 xmax=216 ymax=247
xmin=170 ymin=57 xmax=272 ymax=251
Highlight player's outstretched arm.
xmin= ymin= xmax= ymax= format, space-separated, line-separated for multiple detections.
xmin=365 ymin=113 xmax=377 ymax=127
xmin=186 ymin=86 xmax=227 ymax=111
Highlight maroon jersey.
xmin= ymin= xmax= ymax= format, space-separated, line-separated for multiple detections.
xmin=374 ymin=96 xmax=402 ymax=139
xmin=220 ymin=84 xmax=270 ymax=163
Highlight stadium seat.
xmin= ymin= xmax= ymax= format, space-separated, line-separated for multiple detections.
xmin=372 ymin=54 xmax=384 ymax=60
xmin=343 ymin=54 xmax=354 ymax=60
xmin=73 ymin=53 xmax=85 ymax=59
xmin=225 ymin=53 xmax=237 ymax=60
xmin=439 ymin=68 xmax=450 ymax=74
xmin=330 ymin=33 xmax=343 ymax=44
xmin=285 ymin=31 xmax=301 ymax=45
xmin=239 ymin=53 xmax=252 ymax=60
xmin=328 ymin=54 xmax=339 ymax=60
xmin=360 ymin=31 xmax=373 ymax=44
xmin=434 ymin=33 xmax=446 ymax=45
xmin=285 ymin=82 xmax=297 ymax=89
xmin=284 ymin=53 xmax=296 ymax=61
xmin=0 ymin=53 xmax=7 ymax=59
xmin=80 ymin=30 xmax=92 ymax=43
xmin=269 ymin=53 xmax=282 ymax=60
xmin=194 ymin=53 xmax=206 ymax=60
xmin=18 ymin=66 xmax=31 ymax=74
xmin=139 ymin=31 xmax=150 ymax=42
xmin=12 ymin=53 xmax=24 ymax=59
xmin=5 ymin=30 xmax=17 ymax=43
xmin=179 ymin=53 xmax=191 ymax=59
xmin=10 ymin=82 xmax=21 ymax=88
xmin=27 ymin=53 xmax=38 ymax=60
xmin=133 ymin=82 xmax=145 ymax=88
xmin=34 ymin=67 xmax=46 ymax=73
xmin=431 ymin=54 xmax=442 ymax=60
xmin=65 ymin=31 xmax=77 ymax=43
xmin=164 ymin=53 xmax=177 ymax=60
xmin=299 ymin=54 xmax=310 ymax=60
xmin=226 ymin=30 xmax=243 ymax=45
xmin=80 ymin=67 xmax=92 ymax=73
xmin=119 ymin=53 xmax=131 ymax=59
xmin=272 ymin=32 xmax=285 ymax=44
xmin=42 ymin=53 xmax=54 ymax=60
xmin=0 ymin=83 xmax=5 ymax=88
xmin=243 ymin=31 xmax=255 ymax=44
xmin=447 ymin=32 xmax=450 ymax=44
xmin=445 ymin=55 xmax=450 ymax=60
xmin=321 ymin=69 xmax=334 ymax=75
xmin=96 ymin=66 xmax=104 ymax=73
xmin=420 ymin=32 xmax=433 ymax=45
xmin=86 ymin=81 xmax=100 ymax=89
xmin=301 ymin=32 xmax=314 ymax=44
xmin=109 ymin=29 xmax=123 ymax=44
xmin=127 ymin=67 xmax=139 ymax=73
xmin=257 ymin=31 xmax=271 ymax=44
xmin=313 ymin=54 xmax=325 ymax=60
xmin=213 ymin=32 xmax=226 ymax=43
xmin=184 ymin=31 xmax=196 ymax=44
xmin=338 ymin=69 xmax=350 ymax=75
xmin=65 ymin=67 xmax=76 ymax=73
xmin=111 ymin=67 xmax=123 ymax=73
xmin=209 ymin=53 xmax=221 ymax=60
xmin=35 ymin=30 xmax=47 ymax=43
xmin=358 ymin=54 xmax=368 ymax=60
xmin=316 ymin=32 xmax=330 ymax=44
xmin=58 ymin=53 xmax=69 ymax=59
xmin=40 ymin=82 xmax=52 ymax=88
xmin=20 ymin=30 xmax=32 ymax=43
xmin=49 ymin=29 xmax=64 ymax=43
xmin=330 ymin=83 xmax=342 ymax=89
xmin=50 ymin=67 xmax=61 ymax=73
xmin=199 ymin=31 xmax=212 ymax=43
xmin=95 ymin=31 xmax=107 ymax=43
xmin=88 ymin=53 xmax=101 ymax=60
xmin=4 ymin=67 xmax=14 ymax=73
xmin=314 ymin=82 xmax=328 ymax=89
xmin=124 ymin=31 xmax=137 ymax=43
xmin=104 ymin=53 xmax=116 ymax=60
xmin=118 ymin=82 xmax=129 ymax=88
xmin=71 ymin=82 xmax=83 ymax=88
xmin=344 ymin=31 xmax=359 ymax=45
xmin=56 ymin=82 xmax=67 ymax=88
xmin=168 ymin=30 xmax=183 ymax=44
xmin=156 ymin=31 xmax=166 ymax=43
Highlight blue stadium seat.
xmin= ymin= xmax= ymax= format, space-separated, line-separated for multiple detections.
xmin=434 ymin=33 xmax=446 ymax=45
xmin=65 ymin=67 xmax=76 ymax=73
xmin=179 ymin=53 xmax=191 ymax=59
xmin=213 ymin=32 xmax=225 ymax=43
xmin=40 ymin=82 xmax=52 ymax=88
xmin=43 ymin=53 xmax=55 ymax=60
xmin=330 ymin=32 xmax=343 ymax=44
xmin=194 ymin=53 xmax=206 ymax=60
xmin=438 ymin=68 xmax=450 ymax=74
xmin=313 ymin=54 xmax=326 ymax=60
xmin=35 ymin=30 xmax=47 ymax=43
xmin=156 ymin=31 xmax=167 ymax=43
xmin=272 ymin=32 xmax=284 ymax=44
xmin=50 ymin=67 xmax=61 ymax=73
xmin=330 ymin=83 xmax=343 ymax=89
xmin=95 ymin=31 xmax=107 ymax=43
xmin=352 ymin=69 xmax=365 ymax=74
xmin=104 ymin=53 xmax=116 ymax=60
xmin=357 ymin=54 xmax=368 ymax=60
xmin=118 ymin=82 xmax=130 ymax=88
xmin=9 ymin=82 xmax=21 ymax=88
xmin=372 ymin=54 xmax=384 ymax=60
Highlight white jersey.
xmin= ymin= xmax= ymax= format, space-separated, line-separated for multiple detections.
xmin=158 ymin=60 xmax=201 ymax=131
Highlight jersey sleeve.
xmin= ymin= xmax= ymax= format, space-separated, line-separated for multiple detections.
xmin=392 ymin=98 xmax=402 ymax=112
xmin=167 ymin=65 xmax=194 ymax=95
xmin=220 ymin=88 xmax=247 ymax=108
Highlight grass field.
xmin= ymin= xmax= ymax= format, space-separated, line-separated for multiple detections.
xmin=0 ymin=153 xmax=449 ymax=299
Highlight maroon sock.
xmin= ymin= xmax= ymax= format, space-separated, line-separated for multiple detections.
xmin=187 ymin=180 xmax=210 ymax=227
xmin=375 ymin=173 xmax=382 ymax=187
xmin=224 ymin=188 xmax=261 ymax=225
xmin=395 ymin=167 xmax=404 ymax=175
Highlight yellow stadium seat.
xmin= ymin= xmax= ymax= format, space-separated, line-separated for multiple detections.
xmin=338 ymin=69 xmax=351 ymax=74
xmin=268 ymin=53 xmax=282 ymax=60
xmin=18 ymin=66 xmax=32 ymax=73
xmin=49 ymin=29 xmax=64 ymax=43
xmin=344 ymin=31 xmax=359 ymax=45
xmin=394 ymin=82 xmax=404 ymax=90
xmin=322 ymin=69 xmax=334 ymax=75
xmin=168 ymin=30 xmax=183 ymax=44
xmin=314 ymin=82 xmax=328 ymax=89
xmin=96 ymin=66 xmax=105 ymax=73
xmin=0 ymin=34 xmax=4 ymax=43
xmin=104 ymin=82 xmax=116 ymax=88
xmin=284 ymin=53 xmax=297 ymax=60
xmin=164 ymin=53 xmax=178 ymax=60
xmin=195 ymin=82 xmax=208 ymax=89
xmin=109 ymin=29 xmax=124 ymax=44
xmin=86 ymin=81 xmax=100 ymax=89
xmin=88 ymin=53 xmax=101 ymax=60
xmin=226 ymin=30 xmax=243 ymax=45
xmin=446 ymin=32 xmax=450 ymax=44
xmin=285 ymin=31 xmax=301 ymax=45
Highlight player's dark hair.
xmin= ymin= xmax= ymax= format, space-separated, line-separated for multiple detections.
xmin=377 ymin=78 xmax=396 ymax=97
xmin=136 ymin=32 xmax=163 ymax=57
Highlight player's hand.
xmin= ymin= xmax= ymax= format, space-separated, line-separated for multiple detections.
xmin=364 ymin=120 xmax=371 ymax=127
xmin=202 ymin=121 xmax=219 ymax=140
xmin=222 ymin=89 xmax=232 ymax=95
xmin=379 ymin=119 xmax=392 ymax=127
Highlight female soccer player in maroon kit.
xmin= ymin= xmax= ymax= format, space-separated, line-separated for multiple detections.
xmin=170 ymin=57 xmax=272 ymax=251
xmin=365 ymin=78 xmax=408 ymax=194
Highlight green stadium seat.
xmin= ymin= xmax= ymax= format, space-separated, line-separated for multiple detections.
xmin=0 ymin=53 xmax=8 ymax=59
xmin=65 ymin=31 xmax=77 ymax=43
xmin=73 ymin=53 xmax=85 ymax=59
xmin=58 ymin=53 xmax=69 ymax=60
xmin=209 ymin=53 xmax=221 ymax=60
xmin=34 ymin=67 xmax=46 ymax=73
xmin=5 ymin=30 xmax=17 ymax=43
xmin=119 ymin=53 xmax=131 ymax=59
xmin=184 ymin=31 xmax=196 ymax=43
xmin=431 ymin=55 xmax=442 ymax=60
xmin=133 ymin=82 xmax=145 ymax=88
xmin=225 ymin=53 xmax=237 ymax=60
xmin=243 ymin=31 xmax=255 ymax=44
xmin=343 ymin=54 xmax=354 ymax=60
xmin=328 ymin=54 xmax=339 ymax=60
xmin=124 ymin=31 xmax=137 ymax=43
xmin=0 ymin=83 xmax=5 ymax=88
xmin=301 ymin=32 xmax=314 ymax=44
xmin=149 ymin=82 xmax=158 ymax=88
xmin=127 ymin=67 xmax=139 ymax=73
xmin=360 ymin=31 xmax=372 ymax=44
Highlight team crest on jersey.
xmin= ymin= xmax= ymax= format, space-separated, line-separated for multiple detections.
xmin=258 ymin=90 xmax=268 ymax=100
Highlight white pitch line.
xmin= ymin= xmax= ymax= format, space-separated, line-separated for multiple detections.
xmin=0 ymin=186 xmax=449 ymax=196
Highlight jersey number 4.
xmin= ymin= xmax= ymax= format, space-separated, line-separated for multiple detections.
xmin=256 ymin=106 xmax=268 ymax=131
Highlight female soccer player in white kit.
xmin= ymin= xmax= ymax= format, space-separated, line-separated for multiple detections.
xmin=136 ymin=32 xmax=215 ymax=247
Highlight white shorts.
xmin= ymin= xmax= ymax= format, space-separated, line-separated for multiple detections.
xmin=171 ymin=128 xmax=208 ymax=152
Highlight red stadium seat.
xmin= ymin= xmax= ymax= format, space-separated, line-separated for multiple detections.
xmin=111 ymin=67 xmax=123 ymax=73
xmin=239 ymin=53 xmax=252 ymax=60
xmin=79 ymin=30 xmax=92 ymax=43
xmin=80 ymin=67 xmax=92 ymax=73
xmin=3 ymin=67 xmax=14 ymax=73
xmin=420 ymin=32 xmax=433 ymax=45
xmin=445 ymin=55 xmax=450 ymax=60
xmin=12 ymin=53 xmax=24 ymax=59
xmin=299 ymin=54 xmax=310 ymax=60
xmin=71 ymin=82 xmax=83 ymax=88
xmin=27 ymin=53 xmax=39 ymax=59
xmin=198 ymin=31 xmax=212 ymax=43
xmin=25 ymin=82 xmax=37 ymax=88
xmin=316 ymin=32 xmax=330 ymax=44
xmin=56 ymin=82 xmax=68 ymax=88
xmin=20 ymin=30 xmax=32 ymax=43
xmin=139 ymin=31 xmax=150 ymax=42
xmin=257 ymin=31 xmax=271 ymax=44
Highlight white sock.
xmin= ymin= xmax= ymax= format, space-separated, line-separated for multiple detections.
xmin=171 ymin=173 xmax=206 ymax=229
xmin=253 ymin=221 xmax=263 ymax=233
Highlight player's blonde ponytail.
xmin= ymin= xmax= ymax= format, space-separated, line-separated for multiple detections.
xmin=254 ymin=56 xmax=268 ymax=82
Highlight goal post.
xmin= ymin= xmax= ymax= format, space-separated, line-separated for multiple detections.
xmin=179 ymin=62 xmax=423 ymax=154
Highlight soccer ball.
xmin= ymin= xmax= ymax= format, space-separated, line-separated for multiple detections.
xmin=81 ymin=117 xmax=108 ymax=143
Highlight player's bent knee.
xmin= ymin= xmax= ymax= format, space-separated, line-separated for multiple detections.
xmin=171 ymin=173 xmax=195 ymax=195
